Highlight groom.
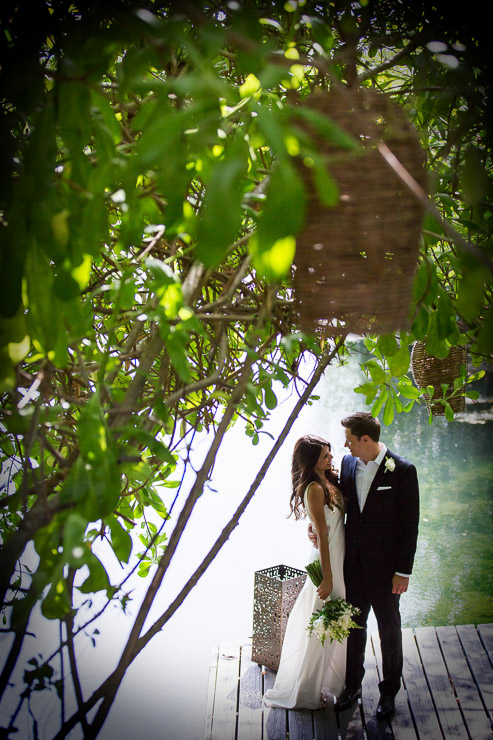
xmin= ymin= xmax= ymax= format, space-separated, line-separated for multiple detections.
xmin=335 ymin=411 xmax=419 ymax=719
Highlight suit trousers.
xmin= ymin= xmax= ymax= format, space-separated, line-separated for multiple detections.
xmin=344 ymin=558 xmax=403 ymax=697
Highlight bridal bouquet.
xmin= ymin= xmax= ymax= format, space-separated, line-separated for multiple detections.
xmin=305 ymin=560 xmax=361 ymax=646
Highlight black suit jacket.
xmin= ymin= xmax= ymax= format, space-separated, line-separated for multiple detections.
xmin=341 ymin=449 xmax=419 ymax=591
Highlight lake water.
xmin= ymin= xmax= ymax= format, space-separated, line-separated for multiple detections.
xmin=5 ymin=350 xmax=492 ymax=739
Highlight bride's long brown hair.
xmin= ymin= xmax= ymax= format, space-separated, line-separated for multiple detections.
xmin=289 ymin=435 xmax=343 ymax=520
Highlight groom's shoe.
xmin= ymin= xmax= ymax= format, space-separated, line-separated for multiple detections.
xmin=376 ymin=694 xmax=395 ymax=720
xmin=335 ymin=686 xmax=362 ymax=711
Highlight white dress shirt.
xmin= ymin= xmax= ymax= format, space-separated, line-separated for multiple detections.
xmin=354 ymin=443 xmax=387 ymax=512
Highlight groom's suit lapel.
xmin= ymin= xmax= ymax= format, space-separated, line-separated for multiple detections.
xmin=345 ymin=455 xmax=358 ymax=502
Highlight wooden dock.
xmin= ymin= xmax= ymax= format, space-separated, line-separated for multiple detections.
xmin=204 ymin=624 xmax=493 ymax=739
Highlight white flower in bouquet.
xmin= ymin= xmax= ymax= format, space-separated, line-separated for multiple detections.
xmin=305 ymin=560 xmax=361 ymax=646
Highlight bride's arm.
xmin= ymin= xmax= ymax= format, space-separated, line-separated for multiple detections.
xmin=306 ymin=483 xmax=333 ymax=600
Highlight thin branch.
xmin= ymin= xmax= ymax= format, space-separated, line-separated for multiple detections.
xmin=0 ymin=584 xmax=38 ymax=700
xmin=161 ymin=332 xmax=228 ymax=408
xmin=108 ymin=327 xmax=164 ymax=430
xmin=358 ymin=38 xmax=421 ymax=83
xmin=64 ymin=570 xmax=90 ymax=735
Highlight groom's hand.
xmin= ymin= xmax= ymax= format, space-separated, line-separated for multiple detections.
xmin=392 ymin=574 xmax=409 ymax=594
xmin=307 ymin=523 xmax=318 ymax=548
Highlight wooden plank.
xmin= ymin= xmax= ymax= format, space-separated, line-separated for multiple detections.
xmin=457 ymin=625 xmax=493 ymax=721
xmin=372 ymin=631 xmax=416 ymax=740
xmin=346 ymin=633 xmax=392 ymax=740
xmin=478 ymin=624 xmax=493 ymax=664
xmin=204 ymin=644 xmax=220 ymax=740
xmin=401 ymin=627 xmax=443 ymax=739
xmin=313 ymin=703 xmax=339 ymax=740
xmin=237 ymin=643 xmax=263 ymax=740
xmin=210 ymin=641 xmax=240 ymax=740
xmin=263 ymin=668 xmax=287 ymax=740
xmin=415 ymin=626 xmax=468 ymax=738
xmin=287 ymin=707 xmax=313 ymax=740
xmin=338 ymin=701 xmax=363 ymax=740
xmin=436 ymin=625 xmax=493 ymax=740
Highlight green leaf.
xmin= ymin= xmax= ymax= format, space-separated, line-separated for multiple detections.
xmin=264 ymin=386 xmax=278 ymax=410
xmin=126 ymin=428 xmax=176 ymax=466
xmin=57 ymin=80 xmax=92 ymax=179
xmin=473 ymin=307 xmax=493 ymax=356
xmin=398 ymin=383 xmax=420 ymax=400
xmin=371 ymin=387 xmax=388 ymax=417
xmin=467 ymin=371 xmax=485 ymax=384
xmin=196 ymin=137 xmax=248 ymax=267
xmin=435 ymin=289 xmax=456 ymax=340
xmin=84 ymin=454 xmax=121 ymax=519
xmin=60 ymin=457 xmax=92 ymax=508
xmin=53 ymin=269 xmax=81 ymax=302
xmin=25 ymin=244 xmax=60 ymax=353
xmin=108 ymin=517 xmax=133 ymax=563
xmin=291 ymin=106 xmax=358 ymax=150
xmin=383 ymin=394 xmax=394 ymax=425
xmin=424 ymin=334 xmax=450 ymax=359
xmin=444 ymin=402 xmax=454 ymax=421
xmin=377 ymin=334 xmax=398 ymax=357
xmin=387 ymin=345 xmax=410 ymax=377
xmin=354 ymin=381 xmax=376 ymax=395
xmin=393 ymin=392 xmax=403 ymax=413
xmin=251 ymin=234 xmax=296 ymax=281
xmin=255 ymin=159 xmax=306 ymax=252
xmin=411 ymin=305 xmax=430 ymax=341
xmin=63 ymin=513 xmax=88 ymax=568
xmin=165 ymin=326 xmax=192 ymax=383
xmin=41 ymin=564 xmax=71 ymax=620
xmin=455 ymin=267 xmax=489 ymax=323
xmin=78 ymin=394 xmax=110 ymax=462
xmin=461 ymin=146 xmax=492 ymax=204
xmin=78 ymin=552 xmax=112 ymax=595
xmin=309 ymin=157 xmax=339 ymax=207
xmin=412 ymin=259 xmax=435 ymax=303
xmin=255 ymin=103 xmax=288 ymax=159
xmin=365 ymin=360 xmax=385 ymax=384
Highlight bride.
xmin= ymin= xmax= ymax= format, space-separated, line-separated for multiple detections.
xmin=263 ymin=434 xmax=346 ymax=709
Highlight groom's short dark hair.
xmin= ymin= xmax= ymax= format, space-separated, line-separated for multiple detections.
xmin=341 ymin=412 xmax=380 ymax=442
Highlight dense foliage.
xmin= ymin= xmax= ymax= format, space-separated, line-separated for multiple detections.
xmin=0 ymin=1 xmax=491 ymax=737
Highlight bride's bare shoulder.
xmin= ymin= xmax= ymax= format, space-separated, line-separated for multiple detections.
xmin=305 ymin=481 xmax=324 ymax=502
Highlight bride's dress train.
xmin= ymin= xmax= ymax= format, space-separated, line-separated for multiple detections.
xmin=263 ymin=484 xmax=346 ymax=709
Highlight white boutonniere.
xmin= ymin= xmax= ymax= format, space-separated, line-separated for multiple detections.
xmin=384 ymin=457 xmax=395 ymax=473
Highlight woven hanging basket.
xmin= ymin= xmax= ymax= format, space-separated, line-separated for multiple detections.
xmin=411 ymin=341 xmax=467 ymax=416
xmin=293 ymin=85 xmax=426 ymax=335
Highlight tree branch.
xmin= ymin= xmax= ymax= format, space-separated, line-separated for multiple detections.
xmin=64 ymin=569 xmax=90 ymax=735
xmin=358 ymin=38 xmax=421 ymax=83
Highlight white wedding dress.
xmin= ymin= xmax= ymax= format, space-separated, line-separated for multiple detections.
xmin=263 ymin=483 xmax=346 ymax=709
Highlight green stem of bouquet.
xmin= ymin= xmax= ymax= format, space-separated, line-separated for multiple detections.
xmin=306 ymin=560 xmax=323 ymax=588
